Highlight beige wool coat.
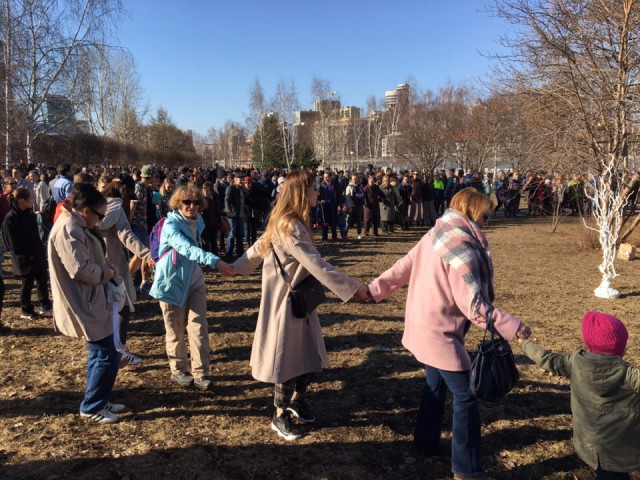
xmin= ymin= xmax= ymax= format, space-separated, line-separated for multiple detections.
xmin=48 ymin=210 xmax=114 ymax=341
xmin=98 ymin=197 xmax=152 ymax=304
xmin=234 ymin=221 xmax=359 ymax=384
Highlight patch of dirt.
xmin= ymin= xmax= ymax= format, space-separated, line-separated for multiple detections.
xmin=1 ymin=216 xmax=639 ymax=480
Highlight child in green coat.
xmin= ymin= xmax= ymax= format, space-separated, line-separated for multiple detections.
xmin=519 ymin=311 xmax=639 ymax=480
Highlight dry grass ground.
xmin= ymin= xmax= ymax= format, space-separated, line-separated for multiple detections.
xmin=0 ymin=215 xmax=639 ymax=480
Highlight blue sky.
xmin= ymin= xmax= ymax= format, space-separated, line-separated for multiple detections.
xmin=118 ymin=1 xmax=513 ymax=135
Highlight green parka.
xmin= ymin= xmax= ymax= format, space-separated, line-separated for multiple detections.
xmin=521 ymin=340 xmax=640 ymax=472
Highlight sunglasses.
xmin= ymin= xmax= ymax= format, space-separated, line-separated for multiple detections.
xmin=181 ymin=199 xmax=200 ymax=207
xmin=91 ymin=208 xmax=105 ymax=220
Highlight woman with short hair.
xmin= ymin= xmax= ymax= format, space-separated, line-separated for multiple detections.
xmin=366 ymin=187 xmax=531 ymax=480
xmin=150 ymin=185 xmax=232 ymax=391
xmin=48 ymin=184 xmax=123 ymax=424
xmin=232 ymin=171 xmax=368 ymax=441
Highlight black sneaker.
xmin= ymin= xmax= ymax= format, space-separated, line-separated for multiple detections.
xmin=271 ymin=412 xmax=302 ymax=441
xmin=287 ymin=399 xmax=315 ymax=423
xmin=20 ymin=310 xmax=39 ymax=320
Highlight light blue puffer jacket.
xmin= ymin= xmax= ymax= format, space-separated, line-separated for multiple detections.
xmin=149 ymin=211 xmax=220 ymax=307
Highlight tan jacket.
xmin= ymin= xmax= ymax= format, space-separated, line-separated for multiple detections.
xmin=234 ymin=221 xmax=359 ymax=384
xmin=48 ymin=210 xmax=114 ymax=341
xmin=99 ymin=197 xmax=151 ymax=303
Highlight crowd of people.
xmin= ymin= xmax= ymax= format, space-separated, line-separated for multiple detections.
xmin=0 ymin=161 xmax=638 ymax=480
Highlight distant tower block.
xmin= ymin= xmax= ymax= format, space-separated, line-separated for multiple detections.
xmin=385 ymin=84 xmax=410 ymax=110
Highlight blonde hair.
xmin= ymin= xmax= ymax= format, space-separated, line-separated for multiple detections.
xmin=169 ymin=185 xmax=207 ymax=213
xmin=160 ymin=176 xmax=174 ymax=196
xmin=260 ymin=170 xmax=314 ymax=258
xmin=449 ymin=187 xmax=492 ymax=224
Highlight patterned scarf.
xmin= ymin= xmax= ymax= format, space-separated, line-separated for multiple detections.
xmin=430 ymin=208 xmax=494 ymax=319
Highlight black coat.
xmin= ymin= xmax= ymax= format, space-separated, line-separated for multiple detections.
xmin=1 ymin=203 xmax=47 ymax=275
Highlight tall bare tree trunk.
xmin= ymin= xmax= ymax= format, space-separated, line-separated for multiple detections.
xmin=4 ymin=0 xmax=12 ymax=169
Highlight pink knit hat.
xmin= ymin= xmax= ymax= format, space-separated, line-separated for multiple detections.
xmin=582 ymin=311 xmax=628 ymax=356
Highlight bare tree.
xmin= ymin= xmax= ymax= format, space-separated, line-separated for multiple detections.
xmin=2 ymin=0 xmax=123 ymax=165
xmin=247 ymin=77 xmax=266 ymax=168
xmin=310 ymin=76 xmax=340 ymax=167
xmin=271 ymin=78 xmax=298 ymax=169
xmin=365 ymin=95 xmax=384 ymax=162
xmin=76 ymin=46 xmax=143 ymax=165
xmin=493 ymin=0 xmax=640 ymax=297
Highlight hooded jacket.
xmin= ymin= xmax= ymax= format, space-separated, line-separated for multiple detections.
xmin=98 ymin=197 xmax=151 ymax=303
xmin=149 ymin=210 xmax=220 ymax=307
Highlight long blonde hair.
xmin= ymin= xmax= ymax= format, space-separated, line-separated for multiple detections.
xmin=260 ymin=170 xmax=313 ymax=257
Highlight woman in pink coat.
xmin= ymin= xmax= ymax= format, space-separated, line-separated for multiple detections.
xmin=367 ymin=187 xmax=531 ymax=480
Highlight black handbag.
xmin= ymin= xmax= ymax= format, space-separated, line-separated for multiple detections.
xmin=272 ymin=248 xmax=326 ymax=319
xmin=469 ymin=310 xmax=520 ymax=402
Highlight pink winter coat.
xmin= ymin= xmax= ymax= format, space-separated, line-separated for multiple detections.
xmin=368 ymin=231 xmax=521 ymax=372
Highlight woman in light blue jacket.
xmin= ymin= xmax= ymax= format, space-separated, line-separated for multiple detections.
xmin=150 ymin=185 xmax=232 ymax=391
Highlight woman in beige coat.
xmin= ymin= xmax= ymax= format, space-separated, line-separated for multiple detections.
xmin=233 ymin=170 xmax=368 ymax=441
xmin=98 ymin=179 xmax=155 ymax=366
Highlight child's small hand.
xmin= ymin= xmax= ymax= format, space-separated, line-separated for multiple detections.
xmin=516 ymin=322 xmax=532 ymax=340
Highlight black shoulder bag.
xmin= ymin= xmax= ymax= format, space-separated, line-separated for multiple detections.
xmin=469 ymin=309 xmax=520 ymax=402
xmin=272 ymin=248 xmax=326 ymax=319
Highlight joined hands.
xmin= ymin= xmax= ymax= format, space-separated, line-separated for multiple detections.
xmin=353 ymin=283 xmax=374 ymax=303
xmin=216 ymin=260 xmax=236 ymax=277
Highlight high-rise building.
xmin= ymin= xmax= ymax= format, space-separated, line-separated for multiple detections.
xmin=385 ymin=84 xmax=410 ymax=110
xmin=314 ymin=99 xmax=341 ymax=114
xmin=339 ymin=106 xmax=360 ymax=121
xmin=42 ymin=95 xmax=74 ymax=125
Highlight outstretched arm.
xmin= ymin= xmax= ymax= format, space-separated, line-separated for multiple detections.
xmin=520 ymin=339 xmax=572 ymax=378
xmin=232 ymin=235 xmax=266 ymax=275
xmin=367 ymin=243 xmax=418 ymax=303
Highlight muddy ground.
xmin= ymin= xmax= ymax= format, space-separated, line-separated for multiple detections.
xmin=1 ymin=214 xmax=639 ymax=480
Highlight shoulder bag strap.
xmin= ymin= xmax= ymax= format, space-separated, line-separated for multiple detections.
xmin=482 ymin=307 xmax=496 ymax=341
xmin=271 ymin=246 xmax=293 ymax=290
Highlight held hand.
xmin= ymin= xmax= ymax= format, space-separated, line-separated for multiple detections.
xmin=107 ymin=262 xmax=119 ymax=277
xmin=516 ymin=323 xmax=532 ymax=341
xmin=216 ymin=260 xmax=235 ymax=277
xmin=147 ymin=258 xmax=156 ymax=269
xmin=353 ymin=283 xmax=372 ymax=303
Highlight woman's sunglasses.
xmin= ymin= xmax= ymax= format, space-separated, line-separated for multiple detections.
xmin=182 ymin=199 xmax=200 ymax=207
xmin=91 ymin=208 xmax=105 ymax=220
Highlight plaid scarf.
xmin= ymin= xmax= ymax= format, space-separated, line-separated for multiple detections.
xmin=430 ymin=209 xmax=494 ymax=319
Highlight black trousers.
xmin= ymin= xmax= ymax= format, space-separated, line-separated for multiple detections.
xmin=596 ymin=467 xmax=630 ymax=480
xmin=20 ymin=271 xmax=51 ymax=313
xmin=119 ymin=306 xmax=133 ymax=345
xmin=0 ymin=276 xmax=5 ymax=312
xmin=274 ymin=373 xmax=314 ymax=408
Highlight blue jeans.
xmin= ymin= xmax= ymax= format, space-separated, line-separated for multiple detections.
xmin=226 ymin=217 xmax=245 ymax=257
xmin=80 ymin=335 xmax=121 ymax=414
xmin=414 ymin=365 xmax=483 ymax=477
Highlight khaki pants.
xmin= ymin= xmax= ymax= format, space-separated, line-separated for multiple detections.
xmin=160 ymin=283 xmax=210 ymax=378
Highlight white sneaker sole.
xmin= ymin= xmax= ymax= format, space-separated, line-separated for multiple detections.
xmin=271 ymin=422 xmax=301 ymax=441
xmin=286 ymin=407 xmax=315 ymax=424
xmin=80 ymin=411 xmax=119 ymax=424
